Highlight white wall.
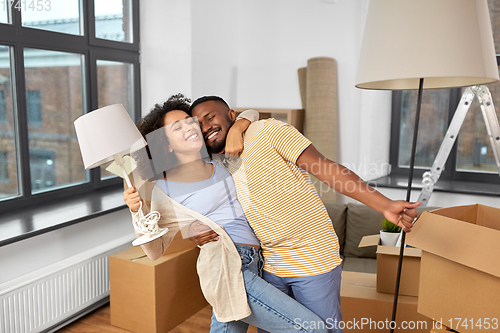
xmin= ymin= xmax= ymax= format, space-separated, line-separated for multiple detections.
xmin=144 ymin=0 xmax=402 ymax=182
xmin=191 ymin=0 xmax=239 ymax=102
xmin=191 ymin=0 xmax=377 ymax=171
xmin=140 ymin=0 xmax=192 ymax=115
xmin=152 ymin=0 xmax=393 ymax=181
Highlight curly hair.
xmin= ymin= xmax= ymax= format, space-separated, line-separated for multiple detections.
xmin=133 ymin=93 xmax=191 ymax=182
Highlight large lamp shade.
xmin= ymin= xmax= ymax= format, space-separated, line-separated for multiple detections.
xmin=356 ymin=0 xmax=499 ymax=90
xmin=74 ymin=104 xmax=147 ymax=169
xmin=74 ymin=104 xmax=167 ymax=246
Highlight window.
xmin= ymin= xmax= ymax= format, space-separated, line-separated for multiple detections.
xmin=95 ymin=0 xmax=133 ymax=43
xmin=29 ymin=150 xmax=55 ymax=191
xmin=0 ymin=0 xmax=140 ymax=212
xmin=0 ymin=2 xmax=10 ymax=24
xmin=96 ymin=59 xmax=135 ymax=179
xmin=390 ymin=0 xmax=500 ymax=185
xmin=21 ymin=0 xmax=81 ymax=35
xmin=0 ymin=45 xmax=19 ymax=199
xmin=0 ymin=151 xmax=8 ymax=182
xmin=0 ymin=90 xmax=6 ymax=122
xmin=390 ymin=67 xmax=500 ymax=184
xmin=26 ymin=89 xmax=41 ymax=125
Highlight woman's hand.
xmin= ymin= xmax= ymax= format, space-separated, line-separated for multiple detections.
xmin=124 ymin=186 xmax=143 ymax=212
xmin=188 ymin=220 xmax=219 ymax=246
xmin=224 ymin=118 xmax=251 ymax=157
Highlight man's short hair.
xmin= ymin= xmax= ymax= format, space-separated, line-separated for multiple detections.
xmin=189 ymin=96 xmax=230 ymax=115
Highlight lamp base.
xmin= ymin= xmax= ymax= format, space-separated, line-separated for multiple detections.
xmin=132 ymin=228 xmax=169 ymax=246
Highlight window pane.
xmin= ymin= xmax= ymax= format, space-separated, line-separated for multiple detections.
xmin=22 ymin=0 xmax=81 ymax=35
xmin=27 ymin=90 xmax=42 ymax=125
xmin=95 ymin=0 xmax=132 ymax=43
xmin=0 ymin=45 xmax=20 ymax=200
xmin=24 ymin=48 xmax=88 ymax=193
xmin=488 ymin=0 xmax=500 ymax=54
xmin=398 ymin=90 xmax=450 ymax=169
xmin=457 ymin=69 xmax=500 ymax=173
xmin=0 ymin=2 xmax=10 ymax=24
xmin=96 ymin=59 xmax=134 ymax=179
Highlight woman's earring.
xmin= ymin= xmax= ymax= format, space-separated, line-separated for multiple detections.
xmin=168 ymin=146 xmax=173 ymax=153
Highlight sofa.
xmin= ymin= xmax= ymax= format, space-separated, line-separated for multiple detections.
xmin=323 ymin=202 xmax=437 ymax=274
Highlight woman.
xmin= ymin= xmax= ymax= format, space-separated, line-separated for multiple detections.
xmin=124 ymin=94 xmax=328 ymax=333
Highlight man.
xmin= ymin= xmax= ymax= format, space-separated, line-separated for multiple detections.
xmin=190 ymin=96 xmax=419 ymax=333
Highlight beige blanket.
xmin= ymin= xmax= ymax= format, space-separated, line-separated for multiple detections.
xmin=136 ymin=186 xmax=251 ymax=322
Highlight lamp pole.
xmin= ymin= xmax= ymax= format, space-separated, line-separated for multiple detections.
xmin=390 ymin=78 xmax=424 ymax=332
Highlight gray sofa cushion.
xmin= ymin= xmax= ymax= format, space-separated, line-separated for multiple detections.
xmin=344 ymin=203 xmax=385 ymax=258
xmin=342 ymin=257 xmax=377 ymax=274
xmin=323 ymin=203 xmax=347 ymax=256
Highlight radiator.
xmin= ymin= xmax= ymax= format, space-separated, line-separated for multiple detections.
xmin=0 ymin=234 xmax=134 ymax=333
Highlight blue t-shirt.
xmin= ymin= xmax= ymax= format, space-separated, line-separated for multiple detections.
xmin=156 ymin=160 xmax=260 ymax=246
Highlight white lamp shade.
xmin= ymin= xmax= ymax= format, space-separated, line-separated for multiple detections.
xmin=74 ymin=104 xmax=147 ymax=169
xmin=356 ymin=0 xmax=499 ymax=90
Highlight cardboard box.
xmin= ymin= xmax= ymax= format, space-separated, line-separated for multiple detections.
xmin=359 ymin=234 xmax=421 ymax=297
xmin=109 ymin=239 xmax=208 ymax=333
xmin=341 ymin=271 xmax=432 ymax=332
xmin=406 ymin=204 xmax=500 ymax=333
xmin=430 ymin=325 xmax=456 ymax=333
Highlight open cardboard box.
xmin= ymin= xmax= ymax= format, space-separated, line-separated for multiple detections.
xmin=341 ymin=271 xmax=432 ymax=332
xmin=406 ymin=204 xmax=500 ymax=333
xmin=359 ymin=234 xmax=421 ymax=297
xmin=430 ymin=325 xmax=457 ymax=333
xmin=109 ymin=235 xmax=208 ymax=333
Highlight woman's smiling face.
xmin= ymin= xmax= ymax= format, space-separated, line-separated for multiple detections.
xmin=163 ymin=110 xmax=204 ymax=155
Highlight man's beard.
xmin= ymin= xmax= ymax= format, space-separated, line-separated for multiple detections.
xmin=207 ymin=137 xmax=226 ymax=154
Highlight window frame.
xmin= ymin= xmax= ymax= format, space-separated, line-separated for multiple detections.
xmin=389 ymin=55 xmax=500 ymax=186
xmin=0 ymin=0 xmax=140 ymax=214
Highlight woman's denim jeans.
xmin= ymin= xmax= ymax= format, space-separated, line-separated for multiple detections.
xmin=210 ymin=244 xmax=327 ymax=333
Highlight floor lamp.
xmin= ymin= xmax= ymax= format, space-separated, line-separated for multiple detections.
xmin=355 ymin=0 xmax=498 ymax=331
xmin=74 ymin=104 xmax=168 ymax=246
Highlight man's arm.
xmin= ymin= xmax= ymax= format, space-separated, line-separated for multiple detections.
xmin=224 ymin=109 xmax=260 ymax=157
xmin=296 ymin=144 xmax=420 ymax=232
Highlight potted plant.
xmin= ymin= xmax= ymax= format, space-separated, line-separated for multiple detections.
xmin=380 ymin=218 xmax=401 ymax=246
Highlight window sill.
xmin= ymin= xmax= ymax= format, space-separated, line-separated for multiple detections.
xmin=372 ymin=175 xmax=500 ymax=197
xmin=0 ymin=186 xmax=127 ymax=247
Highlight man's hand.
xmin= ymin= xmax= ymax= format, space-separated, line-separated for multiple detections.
xmin=124 ymin=187 xmax=142 ymax=212
xmin=187 ymin=220 xmax=219 ymax=246
xmin=224 ymin=118 xmax=251 ymax=158
xmin=383 ymin=201 xmax=421 ymax=232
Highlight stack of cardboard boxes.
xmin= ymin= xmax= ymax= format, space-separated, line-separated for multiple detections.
xmin=341 ymin=230 xmax=429 ymax=332
xmin=348 ymin=204 xmax=500 ymax=333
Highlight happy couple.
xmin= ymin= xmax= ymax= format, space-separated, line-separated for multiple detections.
xmin=123 ymin=93 xmax=419 ymax=333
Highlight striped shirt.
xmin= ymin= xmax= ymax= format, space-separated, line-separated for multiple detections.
xmin=226 ymin=118 xmax=342 ymax=277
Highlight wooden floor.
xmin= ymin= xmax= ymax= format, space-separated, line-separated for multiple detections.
xmin=58 ymin=304 xmax=258 ymax=333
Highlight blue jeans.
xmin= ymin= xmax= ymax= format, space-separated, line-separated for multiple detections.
xmin=260 ymin=266 xmax=343 ymax=333
xmin=210 ymin=244 xmax=327 ymax=333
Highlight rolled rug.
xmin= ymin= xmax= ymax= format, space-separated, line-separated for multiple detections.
xmin=305 ymin=56 xmax=339 ymax=203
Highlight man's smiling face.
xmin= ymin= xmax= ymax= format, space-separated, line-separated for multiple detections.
xmin=190 ymin=100 xmax=235 ymax=154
